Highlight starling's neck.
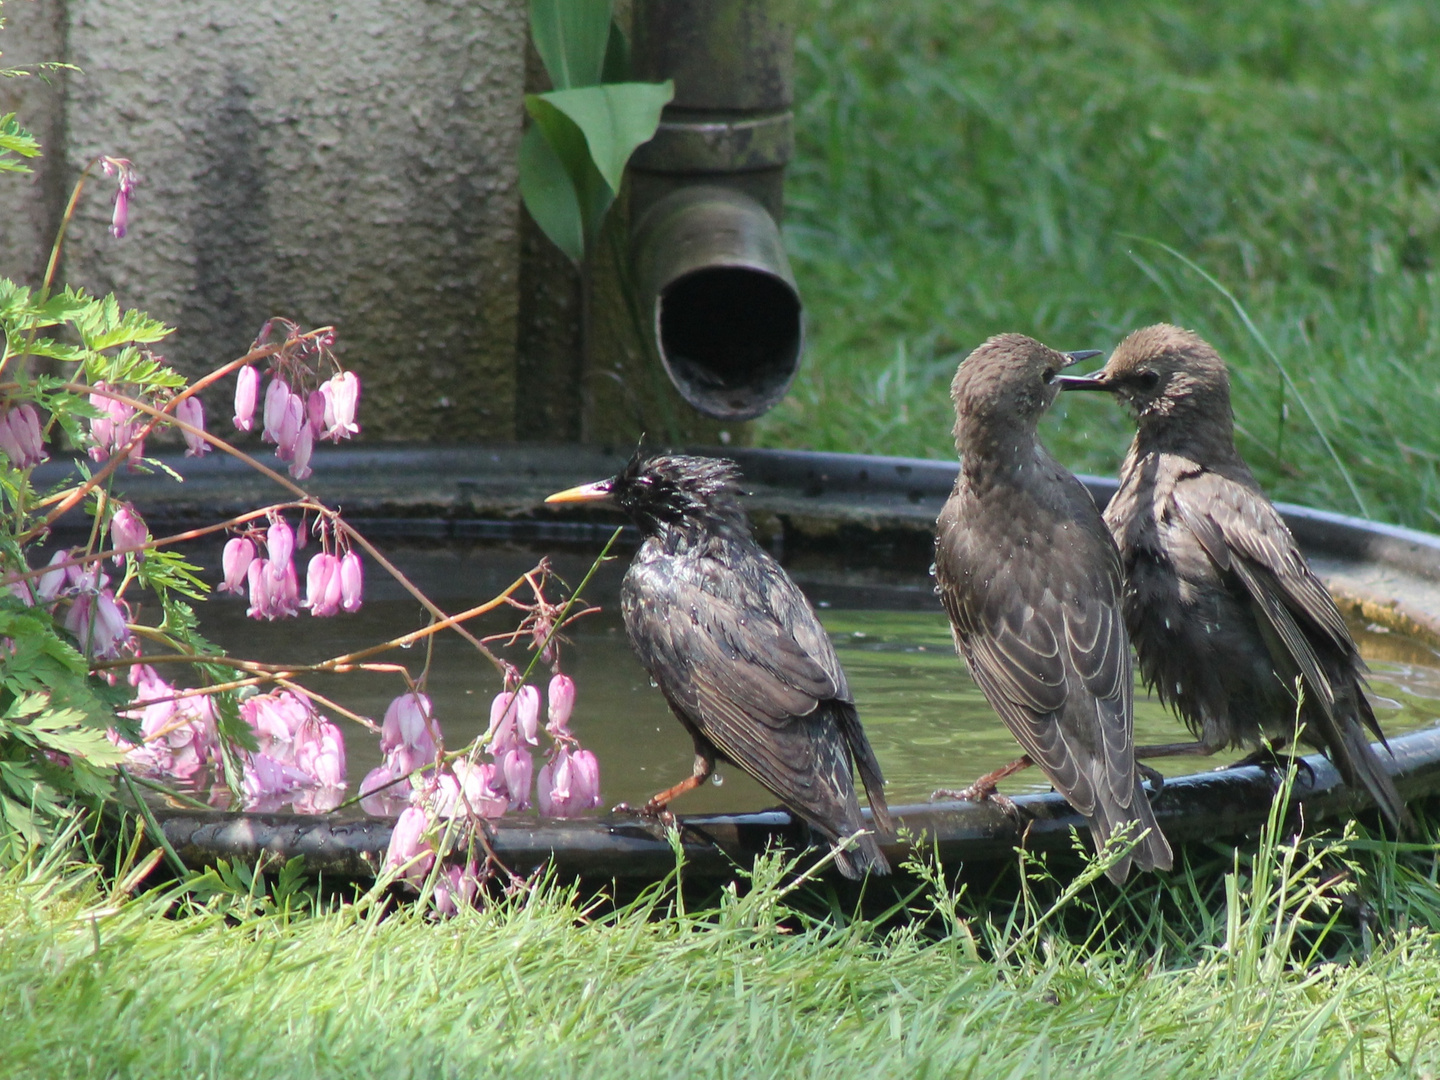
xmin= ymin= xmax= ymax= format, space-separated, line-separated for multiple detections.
xmin=957 ymin=421 xmax=1046 ymax=489
xmin=650 ymin=504 xmax=753 ymax=554
xmin=1133 ymin=410 xmax=1246 ymax=468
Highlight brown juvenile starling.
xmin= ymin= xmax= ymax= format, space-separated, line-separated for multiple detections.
xmin=1059 ymin=323 xmax=1405 ymax=831
xmin=546 ymin=453 xmax=894 ymax=878
xmin=935 ymin=333 xmax=1173 ymax=884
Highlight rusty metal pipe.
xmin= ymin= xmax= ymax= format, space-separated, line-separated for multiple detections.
xmin=627 ymin=0 xmax=803 ymax=421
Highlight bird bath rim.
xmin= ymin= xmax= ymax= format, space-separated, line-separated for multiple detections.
xmin=73 ymin=444 xmax=1440 ymax=880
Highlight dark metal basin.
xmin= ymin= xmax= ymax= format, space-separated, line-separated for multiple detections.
xmin=77 ymin=445 xmax=1440 ymax=881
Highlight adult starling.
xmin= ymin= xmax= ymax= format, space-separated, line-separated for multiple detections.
xmin=935 ymin=334 xmax=1173 ymax=885
xmin=1059 ymin=323 xmax=1405 ymax=831
xmin=545 ymin=453 xmax=894 ymax=878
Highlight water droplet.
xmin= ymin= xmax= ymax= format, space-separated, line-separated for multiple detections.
xmin=649 ymin=678 xmax=659 ymax=689
xmin=400 ymin=641 xmax=413 ymax=649
xmin=710 ymin=772 xmax=724 ymax=787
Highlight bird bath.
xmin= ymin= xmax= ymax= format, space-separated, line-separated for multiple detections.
xmin=96 ymin=446 xmax=1440 ymax=882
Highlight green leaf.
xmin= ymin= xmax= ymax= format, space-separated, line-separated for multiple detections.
xmin=529 ymin=0 xmax=613 ymax=90
xmin=528 ymin=82 xmax=674 ymax=195
xmin=519 ymin=124 xmax=590 ymax=264
xmin=601 ymin=20 xmax=631 ymax=83
xmin=0 ymin=113 xmax=41 ymax=175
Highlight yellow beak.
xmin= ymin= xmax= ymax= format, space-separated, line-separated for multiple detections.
xmin=544 ymin=479 xmax=615 ymax=504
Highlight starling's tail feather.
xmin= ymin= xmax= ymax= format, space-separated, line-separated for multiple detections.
xmin=831 ymin=829 xmax=891 ymax=880
xmin=1088 ymin=779 xmax=1173 ymax=886
xmin=1335 ymin=716 xmax=1408 ymax=834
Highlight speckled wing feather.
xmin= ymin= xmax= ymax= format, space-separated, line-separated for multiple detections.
xmin=1171 ymin=471 xmax=1353 ymax=658
xmin=621 ymin=542 xmax=883 ymax=840
xmin=935 ymin=495 xmax=1136 ymax=821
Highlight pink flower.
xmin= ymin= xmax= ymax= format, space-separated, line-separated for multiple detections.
xmin=295 ymin=718 xmax=346 ymax=788
xmin=272 ymin=558 xmax=300 ymax=617
xmin=488 ymin=686 xmax=540 ymax=752
xmin=109 ymin=502 xmax=147 ymax=563
xmin=303 ymin=552 xmax=342 ymax=616
xmin=87 ymin=386 xmax=144 ymax=465
xmin=240 ymin=751 xmax=312 ymax=809
xmin=266 ymin=516 xmax=294 ymax=574
xmin=432 ymin=761 xmax=508 ymax=819
xmin=36 ymin=551 xmax=68 ymax=603
xmin=63 ymin=581 xmax=131 ymax=659
xmin=431 ymin=860 xmax=482 ymax=917
xmin=319 ymin=371 xmax=361 ymax=442
xmin=0 ymin=405 xmax=47 ymax=469
xmin=101 ymin=157 xmax=137 ymax=239
xmin=175 ymin=396 xmax=208 ymax=456
xmin=3 ymin=569 xmax=35 ymax=606
xmin=275 ymin=392 xmax=305 ymax=461
xmin=382 ymin=692 xmax=435 ymax=755
xmin=384 ymin=806 xmax=435 ymax=887
xmin=289 ymin=420 xmax=313 ymax=480
xmin=220 ymin=538 xmax=255 ymax=594
xmin=261 ymin=378 xmax=290 ymax=444
xmin=537 ymin=747 xmax=601 ymax=818
xmin=245 ymin=556 xmax=273 ymax=618
xmin=499 ymin=747 xmax=533 ymax=810
xmin=233 ymin=366 xmax=260 ymax=431
xmin=547 ymin=673 xmax=576 ymax=736
xmin=339 ymin=550 xmax=363 ymax=612
xmin=242 ymin=690 xmax=312 ymax=760
xmin=360 ymin=763 xmax=409 ymax=816
xmin=307 ymin=389 xmax=328 ymax=437
xmin=121 ymin=668 xmax=219 ymax=782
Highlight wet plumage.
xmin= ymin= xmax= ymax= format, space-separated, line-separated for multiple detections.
xmin=935 ymin=334 xmax=1173 ymax=884
xmin=546 ymin=453 xmax=893 ymax=878
xmin=1060 ymin=323 xmax=1405 ymax=832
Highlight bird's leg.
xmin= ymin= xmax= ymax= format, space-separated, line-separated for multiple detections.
xmin=1135 ymin=740 xmax=1215 ymax=759
xmin=1136 ymin=762 xmax=1167 ymax=794
xmin=931 ymin=755 xmax=1031 ymax=817
xmin=614 ymin=750 xmax=715 ymax=826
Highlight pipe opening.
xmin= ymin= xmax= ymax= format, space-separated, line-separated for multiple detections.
xmin=657 ymin=266 xmax=802 ymax=421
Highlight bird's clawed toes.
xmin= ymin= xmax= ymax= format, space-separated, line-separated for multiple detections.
xmin=1137 ymin=762 xmax=1167 ymax=795
xmin=612 ymin=800 xmax=677 ymax=827
xmin=931 ymin=783 xmax=1022 ymax=819
xmin=1225 ymin=745 xmax=1317 ymax=786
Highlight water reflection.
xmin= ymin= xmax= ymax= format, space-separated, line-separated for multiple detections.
xmin=196 ymin=593 xmax=1440 ymax=815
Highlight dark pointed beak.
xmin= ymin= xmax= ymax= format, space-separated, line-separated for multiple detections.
xmin=1063 ymin=350 xmax=1103 ymax=367
xmin=545 ymin=478 xmax=616 ymax=504
xmin=1054 ymin=369 xmax=1113 ymax=392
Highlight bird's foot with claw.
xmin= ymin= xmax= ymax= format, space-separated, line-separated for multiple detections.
xmin=931 ymin=784 xmax=1021 ymax=819
xmin=1224 ymin=746 xmax=1317 ymax=787
xmin=1137 ymin=763 xmax=1167 ymax=795
xmin=611 ymin=801 xmax=678 ymax=828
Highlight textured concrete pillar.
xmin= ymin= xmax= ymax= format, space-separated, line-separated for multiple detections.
xmin=2 ymin=0 xmax=527 ymax=441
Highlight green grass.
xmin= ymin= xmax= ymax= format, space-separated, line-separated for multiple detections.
xmin=760 ymin=0 xmax=1440 ymax=530
xmin=3 ymin=802 xmax=1440 ymax=1079
xmin=8 ymin=5 xmax=1440 ymax=1076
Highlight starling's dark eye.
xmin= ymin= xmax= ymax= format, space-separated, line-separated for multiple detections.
xmin=1136 ymin=370 xmax=1161 ymax=390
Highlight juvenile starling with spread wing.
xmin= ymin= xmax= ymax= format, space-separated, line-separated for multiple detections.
xmin=1059 ymin=323 xmax=1405 ymax=831
xmin=935 ymin=334 xmax=1173 ymax=884
xmin=546 ymin=453 xmax=894 ymax=878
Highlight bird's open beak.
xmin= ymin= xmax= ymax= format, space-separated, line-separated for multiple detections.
xmin=544 ymin=478 xmax=616 ymax=504
xmin=1054 ymin=351 xmax=1111 ymax=391
xmin=1054 ymin=371 xmax=1113 ymax=392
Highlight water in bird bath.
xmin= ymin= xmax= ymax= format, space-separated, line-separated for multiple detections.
xmin=194 ymin=540 xmax=1440 ymax=815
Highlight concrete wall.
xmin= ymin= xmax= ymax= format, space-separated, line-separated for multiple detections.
xmin=1 ymin=0 xmax=527 ymax=441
